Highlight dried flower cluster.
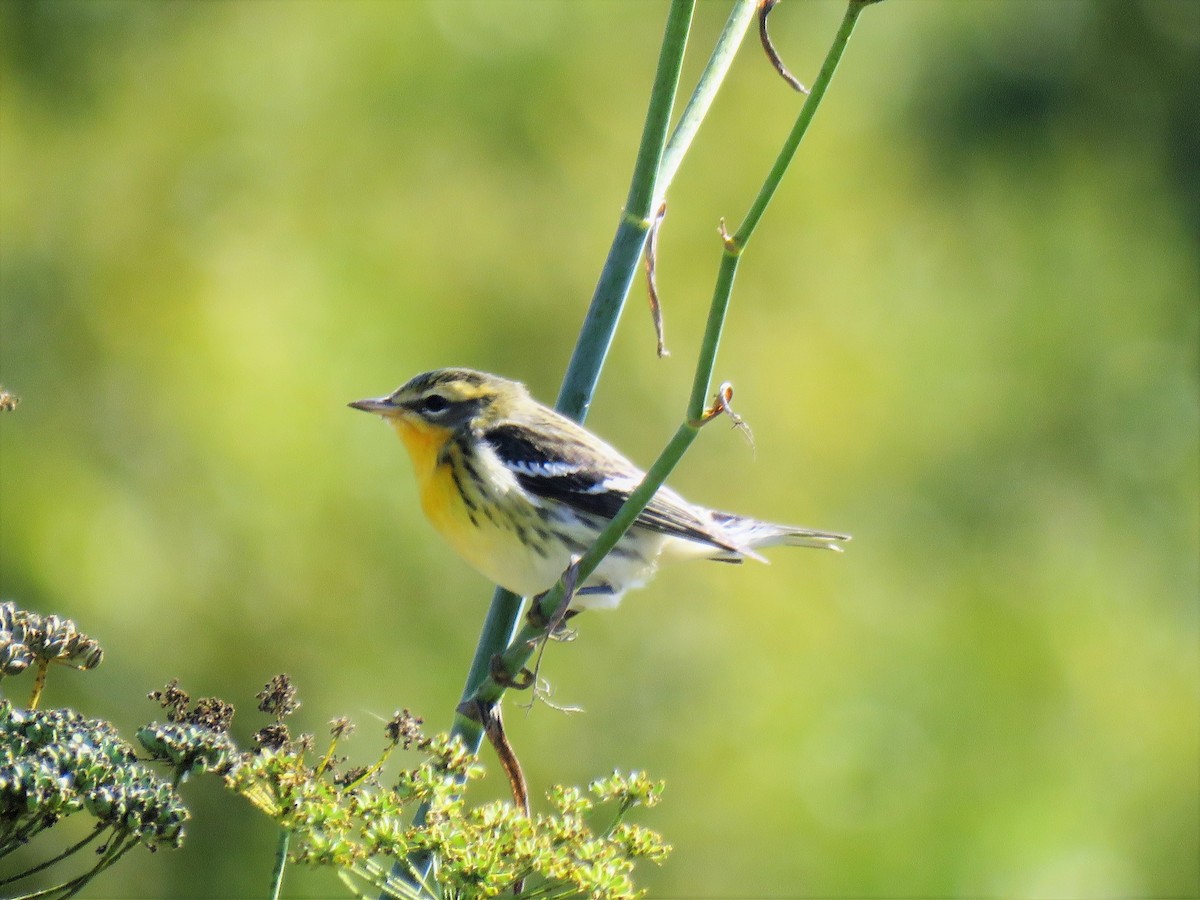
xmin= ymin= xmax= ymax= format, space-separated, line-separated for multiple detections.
xmin=0 ymin=601 xmax=103 ymax=677
xmin=0 ymin=605 xmax=670 ymax=899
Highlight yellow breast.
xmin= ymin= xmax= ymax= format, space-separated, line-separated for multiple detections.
xmin=388 ymin=416 xmax=550 ymax=594
xmin=388 ymin=417 xmax=466 ymax=531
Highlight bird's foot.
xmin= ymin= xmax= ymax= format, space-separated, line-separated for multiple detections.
xmin=526 ymin=557 xmax=583 ymax=636
xmin=489 ymin=653 xmax=535 ymax=690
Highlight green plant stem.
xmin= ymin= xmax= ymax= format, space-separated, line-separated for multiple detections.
xmin=20 ymin=830 xmax=139 ymax=900
xmin=689 ymin=0 xmax=868 ymax=416
xmin=623 ymin=1 xmax=696 ymax=226
xmin=555 ymin=0 xmax=697 ymax=421
xmin=468 ymin=421 xmax=700 ymax=708
xmin=451 ymin=2 xmax=762 ymax=752
xmin=736 ymin=0 xmax=869 ymax=247
xmin=467 ymin=0 xmax=872 ymax=712
xmin=398 ymin=4 xmax=700 ymax=893
xmin=657 ymin=0 xmax=758 ymax=201
xmin=269 ymin=828 xmax=290 ymax=900
xmin=0 ymin=824 xmax=107 ymax=888
xmin=448 ymin=0 xmax=698 ymax=761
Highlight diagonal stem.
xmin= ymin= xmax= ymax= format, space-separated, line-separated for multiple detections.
xmin=452 ymin=0 xmax=698 ymax=761
xmin=399 ymin=2 xmax=700 ymax=893
xmin=453 ymin=0 xmax=763 ymax=745
xmin=466 ymin=0 xmax=874 ymax=718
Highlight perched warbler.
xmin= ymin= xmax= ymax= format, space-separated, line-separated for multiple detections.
xmin=350 ymin=368 xmax=848 ymax=609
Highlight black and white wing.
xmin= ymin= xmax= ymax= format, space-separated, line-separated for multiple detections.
xmin=481 ymin=421 xmax=746 ymax=554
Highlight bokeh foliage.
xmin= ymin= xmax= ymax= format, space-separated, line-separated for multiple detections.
xmin=1 ymin=1 xmax=1197 ymax=897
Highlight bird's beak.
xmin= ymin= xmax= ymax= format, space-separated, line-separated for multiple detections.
xmin=348 ymin=395 xmax=398 ymax=415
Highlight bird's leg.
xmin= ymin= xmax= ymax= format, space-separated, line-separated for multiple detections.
xmin=490 ymin=561 xmax=584 ymax=692
xmin=488 ymin=653 xmax=535 ymax=690
xmin=524 ymin=591 xmax=554 ymax=629
xmin=525 ymin=557 xmax=582 ymax=639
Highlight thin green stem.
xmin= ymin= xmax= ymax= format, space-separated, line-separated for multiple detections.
xmin=445 ymin=586 xmax=523 ymax=754
xmin=469 ymin=0 xmax=874 ymax=711
xmin=624 ymin=0 xmax=695 ymax=221
xmin=0 ymin=824 xmax=107 ymax=888
xmin=471 ymin=423 xmax=700 ymax=707
xmin=691 ymin=0 xmax=869 ymax=414
xmin=735 ymin=0 xmax=867 ymax=246
xmin=35 ymin=830 xmax=140 ymax=900
xmin=80 ymin=834 xmax=142 ymax=896
xmin=402 ymin=5 xmax=699 ymax=893
xmin=556 ymin=0 xmax=696 ymax=421
xmin=269 ymin=828 xmax=290 ymax=900
xmin=657 ymin=0 xmax=758 ymax=201
xmin=560 ymin=0 xmax=755 ymax=417
xmin=687 ymin=248 xmax=740 ymax=421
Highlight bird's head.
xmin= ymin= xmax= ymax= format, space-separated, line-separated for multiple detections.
xmin=350 ymin=368 xmax=526 ymax=459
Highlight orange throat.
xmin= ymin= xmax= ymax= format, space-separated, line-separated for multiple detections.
xmin=388 ymin=415 xmax=451 ymax=486
xmin=386 ymin=415 xmax=469 ymax=534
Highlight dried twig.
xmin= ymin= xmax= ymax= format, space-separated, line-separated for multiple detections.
xmin=759 ymin=0 xmax=810 ymax=94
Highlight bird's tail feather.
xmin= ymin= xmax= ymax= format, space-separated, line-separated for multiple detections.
xmin=709 ymin=511 xmax=850 ymax=558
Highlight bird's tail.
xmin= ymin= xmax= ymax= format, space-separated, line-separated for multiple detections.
xmin=709 ymin=511 xmax=850 ymax=560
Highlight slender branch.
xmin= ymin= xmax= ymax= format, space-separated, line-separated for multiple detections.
xmin=624 ymin=0 xmax=696 ymax=223
xmin=556 ymin=0 xmax=761 ymax=417
xmin=687 ymin=232 xmax=741 ymax=421
xmin=0 ymin=824 xmax=108 ymax=888
xmin=468 ymin=422 xmax=700 ymax=709
xmin=442 ymin=587 xmax=524 ymax=754
xmin=689 ymin=0 xmax=868 ymax=419
xmin=19 ymin=830 xmax=140 ymax=900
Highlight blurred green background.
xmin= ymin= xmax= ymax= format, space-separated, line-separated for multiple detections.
xmin=2 ymin=1 xmax=1196 ymax=897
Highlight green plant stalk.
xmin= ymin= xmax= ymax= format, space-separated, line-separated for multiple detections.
xmin=466 ymin=0 xmax=873 ymax=712
xmin=0 ymin=824 xmax=107 ymax=889
xmin=690 ymin=0 xmax=871 ymax=415
xmin=450 ymin=0 xmax=759 ymax=728
xmin=555 ymin=0 xmax=697 ymax=421
xmin=451 ymin=0 xmax=698 ymax=761
xmin=17 ymin=830 xmax=138 ymax=900
xmin=451 ymin=0 xmax=762 ymax=745
xmin=269 ymin=828 xmax=290 ymax=900
xmin=735 ymin=0 xmax=871 ymax=248
xmin=657 ymin=0 xmax=758 ymax=202
xmin=467 ymin=420 xmax=700 ymax=709
xmin=398 ymin=3 xmax=700 ymax=891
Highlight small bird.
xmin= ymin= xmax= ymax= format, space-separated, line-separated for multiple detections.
xmin=350 ymin=368 xmax=847 ymax=609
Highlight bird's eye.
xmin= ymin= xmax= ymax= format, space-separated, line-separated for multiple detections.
xmin=420 ymin=394 xmax=449 ymax=414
